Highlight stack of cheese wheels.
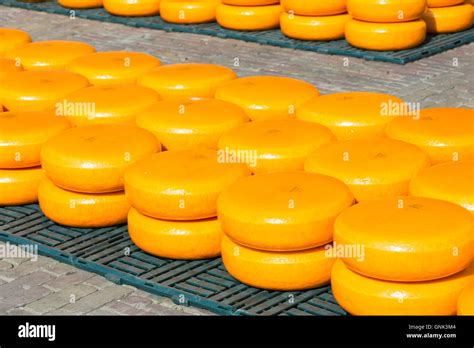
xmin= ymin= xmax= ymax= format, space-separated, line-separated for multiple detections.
xmin=0 ymin=70 xmax=89 ymax=112
xmin=4 ymin=40 xmax=96 ymax=71
xmin=58 ymin=84 xmax=160 ymax=126
xmin=296 ymin=91 xmax=405 ymax=140
xmin=58 ymin=0 xmax=103 ymax=8
xmin=0 ymin=111 xmax=71 ymax=206
xmin=304 ymin=138 xmax=430 ymax=202
xmin=160 ymin=0 xmax=220 ymax=24
xmin=332 ymin=196 xmax=474 ymax=315
xmin=385 ymin=107 xmax=474 ymax=164
xmin=218 ymin=172 xmax=354 ymax=290
xmin=139 ymin=63 xmax=236 ymax=100
xmin=135 ymin=99 xmax=249 ymax=150
xmin=218 ymin=119 xmax=334 ymax=174
xmin=345 ymin=0 xmax=428 ymax=51
xmin=0 ymin=28 xmax=31 ymax=57
xmin=124 ymin=149 xmax=251 ymax=259
xmin=280 ymin=0 xmax=350 ymax=41
xmin=215 ymin=75 xmax=319 ymax=121
xmin=67 ymin=51 xmax=161 ymax=86
xmin=39 ymin=125 xmax=159 ymax=227
xmin=216 ymin=0 xmax=283 ymax=31
xmin=104 ymin=0 xmax=161 ymax=16
xmin=423 ymin=0 xmax=472 ymax=33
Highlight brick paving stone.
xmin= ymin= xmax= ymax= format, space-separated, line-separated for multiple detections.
xmin=43 ymin=270 xmax=95 ymax=292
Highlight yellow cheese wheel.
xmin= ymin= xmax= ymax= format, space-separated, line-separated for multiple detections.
xmin=0 ymin=110 xmax=71 ymax=169
xmin=0 ymin=167 xmax=44 ymax=206
xmin=423 ymin=4 xmax=472 ymax=33
xmin=334 ymin=196 xmax=473 ymax=282
xmin=58 ymin=0 xmax=103 ymax=8
xmin=281 ymin=0 xmax=347 ymax=16
xmin=0 ymin=58 xmax=22 ymax=79
xmin=38 ymin=178 xmax=130 ymax=227
xmin=385 ymin=108 xmax=474 ymax=164
xmin=222 ymin=0 xmax=278 ymax=5
xmin=41 ymin=125 xmax=159 ymax=193
xmin=280 ymin=13 xmax=350 ymax=41
xmin=345 ymin=19 xmax=426 ymax=51
xmin=67 ymin=51 xmax=160 ymax=86
xmin=0 ymin=28 xmax=31 ymax=57
xmin=128 ymin=207 xmax=222 ymax=259
xmin=305 ymin=138 xmax=430 ymax=202
xmin=124 ymin=149 xmax=251 ymax=220
xmin=332 ymin=259 xmax=474 ymax=315
xmin=216 ymin=4 xmax=283 ymax=31
xmin=296 ymin=92 xmax=405 ymax=140
xmin=215 ymin=76 xmax=319 ymax=121
xmin=347 ymin=0 xmax=427 ymax=23
xmin=457 ymin=281 xmax=474 ymax=315
xmin=428 ymin=0 xmax=464 ymax=7
xmin=217 ymin=119 xmax=334 ymax=174
xmin=138 ymin=63 xmax=236 ymax=101
xmin=4 ymin=40 xmax=96 ymax=71
xmin=218 ymin=172 xmax=354 ymax=251
xmin=135 ymin=99 xmax=249 ymax=150
xmin=104 ymin=0 xmax=161 ymax=16
xmin=160 ymin=0 xmax=218 ymax=24
xmin=221 ymin=235 xmax=335 ymax=290
xmin=58 ymin=84 xmax=160 ymax=126
xmin=409 ymin=161 xmax=474 ymax=213
xmin=0 ymin=70 xmax=89 ymax=112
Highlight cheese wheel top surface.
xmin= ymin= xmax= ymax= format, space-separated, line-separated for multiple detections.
xmin=281 ymin=0 xmax=347 ymax=16
xmin=305 ymin=138 xmax=430 ymax=185
xmin=125 ymin=149 xmax=250 ymax=192
xmin=67 ymin=51 xmax=161 ymax=85
xmin=409 ymin=161 xmax=474 ymax=212
xmin=296 ymin=92 xmax=405 ymax=139
xmin=5 ymin=40 xmax=96 ymax=71
xmin=59 ymin=84 xmax=160 ymax=123
xmin=138 ymin=63 xmax=236 ymax=99
xmin=135 ymin=98 xmax=249 ymax=149
xmin=0 ymin=110 xmax=71 ymax=168
xmin=42 ymin=125 xmax=159 ymax=168
xmin=385 ymin=107 xmax=474 ymax=162
xmin=218 ymin=171 xmax=354 ymax=228
xmin=0 ymin=70 xmax=89 ymax=102
xmin=0 ymin=28 xmax=32 ymax=56
xmin=334 ymin=196 xmax=473 ymax=281
xmin=215 ymin=76 xmax=319 ymax=120
xmin=218 ymin=119 xmax=334 ymax=155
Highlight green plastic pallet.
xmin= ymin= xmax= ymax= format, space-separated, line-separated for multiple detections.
xmin=1 ymin=0 xmax=473 ymax=64
xmin=0 ymin=204 xmax=346 ymax=316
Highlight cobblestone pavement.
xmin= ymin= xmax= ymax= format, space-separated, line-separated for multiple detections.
xmin=0 ymin=6 xmax=473 ymax=316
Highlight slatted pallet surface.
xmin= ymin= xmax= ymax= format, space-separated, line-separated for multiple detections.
xmin=1 ymin=0 xmax=473 ymax=64
xmin=0 ymin=204 xmax=347 ymax=316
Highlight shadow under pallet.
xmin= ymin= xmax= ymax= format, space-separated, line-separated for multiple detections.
xmin=1 ymin=0 xmax=474 ymax=64
xmin=0 ymin=204 xmax=346 ymax=316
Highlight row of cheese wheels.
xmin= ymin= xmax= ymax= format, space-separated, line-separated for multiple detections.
xmin=55 ymin=0 xmax=474 ymax=51
xmin=1 ymin=29 xmax=473 ymax=314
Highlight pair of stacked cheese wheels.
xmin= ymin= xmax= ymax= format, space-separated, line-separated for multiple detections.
xmin=216 ymin=0 xmax=283 ymax=31
xmin=280 ymin=0 xmax=350 ymax=41
xmin=423 ymin=0 xmax=473 ymax=33
xmin=345 ymin=0 xmax=428 ymax=51
xmin=125 ymin=149 xmax=251 ymax=260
